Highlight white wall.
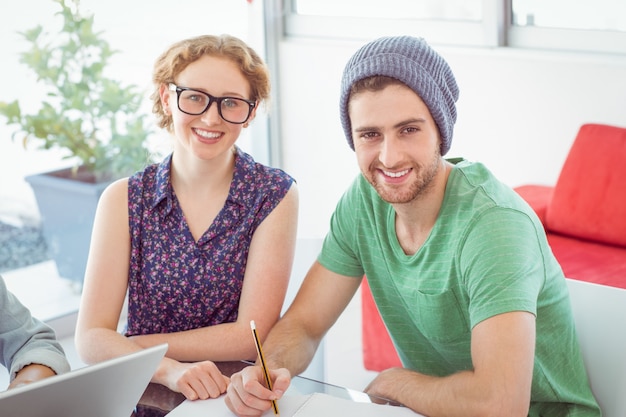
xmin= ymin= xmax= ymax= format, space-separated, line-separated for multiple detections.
xmin=278 ymin=38 xmax=626 ymax=238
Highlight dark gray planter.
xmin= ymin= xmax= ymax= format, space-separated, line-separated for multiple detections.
xmin=25 ymin=167 xmax=110 ymax=287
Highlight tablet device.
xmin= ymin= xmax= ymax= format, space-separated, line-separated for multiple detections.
xmin=0 ymin=343 xmax=167 ymax=417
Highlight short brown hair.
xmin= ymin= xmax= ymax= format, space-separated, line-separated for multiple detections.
xmin=349 ymin=75 xmax=405 ymax=98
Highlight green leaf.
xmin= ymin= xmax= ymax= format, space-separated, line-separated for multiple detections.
xmin=0 ymin=0 xmax=155 ymax=180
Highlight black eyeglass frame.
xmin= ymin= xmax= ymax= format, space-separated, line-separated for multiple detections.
xmin=168 ymin=83 xmax=256 ymax=124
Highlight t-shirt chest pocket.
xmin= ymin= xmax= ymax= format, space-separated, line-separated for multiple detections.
xmin=409 ymin=289 xmax=471 ymax=344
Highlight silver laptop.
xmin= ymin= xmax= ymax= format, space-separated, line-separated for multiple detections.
xmin=0 ymin=343 xmax=167 ymax=417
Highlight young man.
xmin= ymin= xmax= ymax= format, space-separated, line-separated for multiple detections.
xmin=1 ymin=275 xmax=70 ymax=389
xmin=225 ymin=36 xmax=600 ymax=417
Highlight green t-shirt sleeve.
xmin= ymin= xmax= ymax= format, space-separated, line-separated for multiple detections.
xmin=460 ymin=206 xmax=547 ymax=328
xmin=318 ymin=178 xmax=366 ymax=278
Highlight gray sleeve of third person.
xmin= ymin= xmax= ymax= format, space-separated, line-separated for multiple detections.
xmin=0 ymin=275 xmax=71 ymax=382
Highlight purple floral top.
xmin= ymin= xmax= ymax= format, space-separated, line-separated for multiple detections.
xmin=125 ymin=147 xmax=294 ymax=336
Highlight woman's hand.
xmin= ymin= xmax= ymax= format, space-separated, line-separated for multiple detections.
xmin=161 ymin=359 xmax=230 ymax=400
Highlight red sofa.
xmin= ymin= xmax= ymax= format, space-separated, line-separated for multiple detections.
xmin=514 ymin=123 xmax=626 ymax=288
xmin=361 ymin=279 xmax=402 ymax=371
xmin=361 ymin=123 xmax=626 ymax=372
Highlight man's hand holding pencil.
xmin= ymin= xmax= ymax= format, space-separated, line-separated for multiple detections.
xmin=224 ymin=321 xmax=291 ymax=416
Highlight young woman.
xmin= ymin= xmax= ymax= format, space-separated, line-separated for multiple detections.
xmin=75 ymin=34 xmax=298 ymax=401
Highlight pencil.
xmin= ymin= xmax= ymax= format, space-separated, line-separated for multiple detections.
xmin=250 ymin=320 xmax=279 ymax=415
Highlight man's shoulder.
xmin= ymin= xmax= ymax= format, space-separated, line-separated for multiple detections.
xmin=449 ymin=158 xmax=492 ymax=179
xmin=448 ymin=160 xmax=514 ymax=201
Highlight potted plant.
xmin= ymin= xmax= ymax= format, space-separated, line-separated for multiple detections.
xmin=0 ymin=0 xmax=155 ymax=287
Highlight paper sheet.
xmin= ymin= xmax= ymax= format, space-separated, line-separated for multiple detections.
xmin=165 ymin=393 xmax=311 ymax=416
xmin=166 ymin=392 xmax=424 ymax=416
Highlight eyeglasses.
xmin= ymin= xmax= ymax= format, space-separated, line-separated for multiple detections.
xmin=168 ymin=83 xmax=256 ymax=124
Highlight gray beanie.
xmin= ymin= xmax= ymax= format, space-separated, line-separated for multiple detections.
xmin=339 ymin=36 xmax=459 ymax=155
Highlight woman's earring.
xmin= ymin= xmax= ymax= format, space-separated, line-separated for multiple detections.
xmin=243 ymin=122 xmax=249 ymax=128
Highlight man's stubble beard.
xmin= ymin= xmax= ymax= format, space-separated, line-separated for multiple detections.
xmin=367 ymin=149 xmax=441 ymax=205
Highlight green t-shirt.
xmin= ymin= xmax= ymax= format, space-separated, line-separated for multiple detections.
xmin=319 ymin=160 xmax=600 ymax=416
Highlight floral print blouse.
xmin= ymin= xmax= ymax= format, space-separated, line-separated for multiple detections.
xmin=125 ymin=148 xmax=294 ymax=336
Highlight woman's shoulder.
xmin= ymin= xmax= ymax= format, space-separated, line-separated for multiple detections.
xmin=129 ymin=157 xmax=167 ymax=184
xmin=236 ymin=148 xmax=295 ymax=185
xmin=101 ymin=177 xmax=129 ymax=201
xmin=127 ymin=155 xmax=171 ymax=197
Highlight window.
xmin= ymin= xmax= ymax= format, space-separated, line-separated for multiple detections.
xmin=293 ymin=0 xmax=482 ymax=20
xmin=285 ymin=0 xmax=497 ymax=47
xmin=509 ymin=0 xmax=626 ymax=54
xmin=285 ymin=0 xmax=626 ymax=55
xmin=512 ymin=0 xmax=626 ymax=31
